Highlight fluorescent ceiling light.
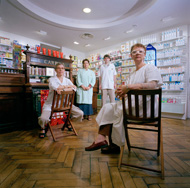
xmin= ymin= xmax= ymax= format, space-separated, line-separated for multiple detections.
xmin=38 ymin=30 xmax=47 ymax=35
xmin=74 ymin=41 xmax=79 ymax=45
xmin=104 ymin=37 xmax=110 ymax=40
xmin=125 ymin=29 xmax=133 ymax=34
xmin=85 ymin=44 xmax=91 ymax=47
xmin=83 ymin=8 xmax=91 ymax=13
xmin=161 ymin=16 xmax=174 ymax=22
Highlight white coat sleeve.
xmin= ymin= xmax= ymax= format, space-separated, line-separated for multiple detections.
xmin=90 ymin=71 xmax=96 ymax=87
xmin=76 ymin=70 xmax=83 ymax=87
xmin=49 ymin=77 xmax=59 ymax=91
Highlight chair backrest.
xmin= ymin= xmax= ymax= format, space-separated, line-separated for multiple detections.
xmin=50 ymin=90 xmax=75 ymax=119
xmin=122 ymin=88 xmax=162 ymax=123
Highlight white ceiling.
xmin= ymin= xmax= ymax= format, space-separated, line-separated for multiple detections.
xmin=0 ymin=0 xmax=190 ymax=53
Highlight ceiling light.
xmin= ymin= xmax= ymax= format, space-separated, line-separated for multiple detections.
xmin=161 ymin=16 xmax=174 ymax=23
xmin=81 ymin=33 xmax=94 ymax=39
xmin=85 ymin=44 xmax=91 ymax=47
xmin=104 ymin=37 xmax=110 ymax=40
xmin=125 ymin=29 xmax=133 ymax=34
xmin=74 ymin=41 xmax=79 ymax=45
xmin=83 ymin=8 xmax=91 ymax=13
xmin=38 ymin=30 xmax=47 ymax=35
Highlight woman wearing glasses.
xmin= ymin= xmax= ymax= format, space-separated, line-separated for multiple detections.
xmin=85 ymin=43 xmax=162 ymax=154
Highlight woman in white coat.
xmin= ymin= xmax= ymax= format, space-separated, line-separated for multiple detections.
xmin=38 ymin=63 xmax=83 ymax=138
xmin=85 ymin=43 xmax=162 ymax=154
xmin=76 ymin=59 xmax=96 ymax=120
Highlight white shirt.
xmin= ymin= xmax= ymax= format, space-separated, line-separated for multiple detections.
xmin=96 ymin=64 xmax=162 ymax=146
xmin=42 ymin=76 xmax=74 ymax=111
xmin=98 ymin=63 xmax=117 ymax=89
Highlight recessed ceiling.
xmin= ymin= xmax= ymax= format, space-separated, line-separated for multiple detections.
xmin=0 ymin=0 xmax=190 ymax=53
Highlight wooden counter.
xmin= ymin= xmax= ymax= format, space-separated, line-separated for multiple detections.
xmin=0 ymin=73 xmax=25 ymax=132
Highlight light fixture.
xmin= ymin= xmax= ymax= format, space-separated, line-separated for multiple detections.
xmin=74 ymin=41 xmax=79 ymax=45
xmin=125 ymin=29 xmax=133 ymax=34
xmin=83 ymin=8 xmax=91 ymax=13
xmin=38 ymin=30 xmax=47 ymax=35
xmin=161 ymin=16 xmax=174 ymax=23
xmin=85 ymin=44 xmax=91 ymax=47
xmin=104 ymin=37 xmax=110 ymax=41
xmin=81 ymin=33 xmax=94 ymax=39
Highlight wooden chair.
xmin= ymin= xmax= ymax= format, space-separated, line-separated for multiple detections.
xmin=118 ymin=88 xmax=164 ymax=179
xmin=47 ymin=89 xmax=78 ymax=141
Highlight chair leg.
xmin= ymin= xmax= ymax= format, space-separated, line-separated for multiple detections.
xmin=68 ymin=119 xmax=78 ymax=136
xmin=157 ymin=125 xmax=161 ymax=156
xmin=118 ymin=146 xmax=124 ymax=169
xmin=125 ymin=126 xmax=131 ymax=151
xmin=48 ymin=123 xmax=56 ymax=141
xmin=160 ymin=123 xmax=165 ymax=179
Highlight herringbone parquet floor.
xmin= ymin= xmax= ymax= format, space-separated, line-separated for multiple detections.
xmin=0 ymin=116 xmax=190 ymax=188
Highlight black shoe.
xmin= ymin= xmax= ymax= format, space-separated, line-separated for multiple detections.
xmin=101 ymin=144 xmax=120 ymax=154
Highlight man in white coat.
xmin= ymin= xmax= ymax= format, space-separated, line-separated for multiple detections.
xmin=98 ymin=54 xmax=117 ymax=106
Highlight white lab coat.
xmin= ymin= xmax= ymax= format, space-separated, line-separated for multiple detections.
xmin=42 ymin=76 xmax=74 ymax=111
xmin=98 ymin=63 xmax=117 ymax=89
xmin=76 ymin=69 xmax=96 ymax=104
xmin=96 ymin=64 xmax=162 ymax=146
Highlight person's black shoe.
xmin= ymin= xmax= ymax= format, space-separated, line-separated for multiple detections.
xmin=101 ymin=144 xmax=120 ymax=154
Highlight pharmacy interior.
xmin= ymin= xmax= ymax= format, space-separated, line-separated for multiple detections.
xmin=0 ymin=24 xmax=189 ymax=133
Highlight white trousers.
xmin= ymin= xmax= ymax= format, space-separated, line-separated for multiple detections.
xmin=102 ymin=89 xmax=115 ymax=106
xmin=38 ymin=105 xmax=84 ymax=129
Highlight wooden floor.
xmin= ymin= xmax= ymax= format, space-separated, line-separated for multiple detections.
xmin=0 ymin=116 xmax=190 ymax=188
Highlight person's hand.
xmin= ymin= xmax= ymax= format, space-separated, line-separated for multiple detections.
xmin=99 ymin=84 xmax=102 ymax=90
xmin=114 ymin=83 xmax=117 ymax=89
xmin=86 ymin=87 xmax=90 ymax=90
xmin=57 ymin=89 xmax=62 ymax=95
xmin=116 ymin=85 xmax=129 ymax=98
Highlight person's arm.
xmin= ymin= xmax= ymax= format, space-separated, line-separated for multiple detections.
xmin=99 ymin=76 xmax=102 ymax=90
xmin=113 ymin=65 xmax=117 ymax=89
xmin=116 ymin=81 xmax=158 ymax=97
xmin=114 ymin=75 xmax=116 ymax=89
xmin=76 ymin=69 xmax=87 ymax=90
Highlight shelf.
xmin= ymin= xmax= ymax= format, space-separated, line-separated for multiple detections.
xmin=162 ymin=81 xmax=183 ymax=83
xmin=0 ymin=43 xmax=12 ymax=47
xmin=91 ymin=60 xmax=102 ymax=63
xmin=158 ymin=36 xmax=187 ymax=43
xmin=161 ymin=72 xmax=184 ymax=75
xmin=0 ymin=50 xmax=12 ymax=53
xmin=156 ymin=44 xmax=186 ymax=51
xmin=25 ymin=83 xmax=49 ymax=87
xmin=162 ymin=89 xmax=184 ymax=91
xmin=157 ymin=55 xmax=181 ymax=59
xmin=122 ymin=65 xmax=135 ymax=67
xmin=157 ymin=63 xmax=183 ymax=68
xmin=29 ymin=62 xmax=71 ymax=70
xmin=122 ymin=72 xmax=130 ymax=74
xmin=162 ymin=103 xmax=185 ymax=114
xmin=30 ymin=75 xmax=50 ymax=78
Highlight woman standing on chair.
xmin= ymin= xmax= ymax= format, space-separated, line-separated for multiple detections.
xmin=76 ymin=59 xmax=96 ymax=121
xmin=85 ymin=43 xmax=162 ymax=153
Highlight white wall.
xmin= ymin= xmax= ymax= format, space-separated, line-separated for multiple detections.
xmin=0 ymin=30 xmax=85 ymax=60
xmin=62 ymin=46 xmax=85 ymax=61
xmin=0 ymin=30 xmax=41 ymax=47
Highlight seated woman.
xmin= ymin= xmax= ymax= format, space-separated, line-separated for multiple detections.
xmin=38 ymin=63 xmax=84 ymax=138
xmin=85 ymin=43 xmax=162 ymax=154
